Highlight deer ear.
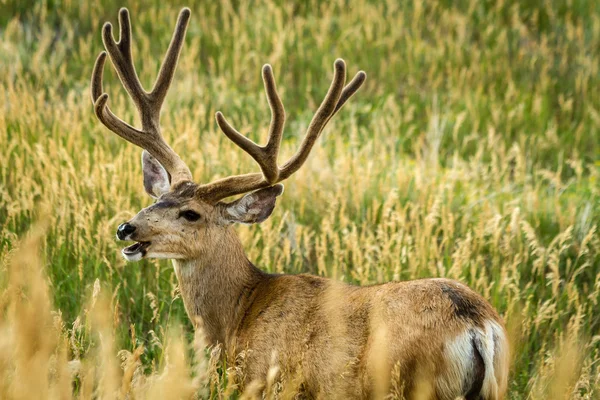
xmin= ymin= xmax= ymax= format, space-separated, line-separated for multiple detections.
xmin=221 ymin=184 xmax=284 ymax=225
xmin=142 ymin=150 xmax=170 ymax=199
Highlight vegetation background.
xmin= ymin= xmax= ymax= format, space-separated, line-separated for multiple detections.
xmin=0 ymin=0 xmax=599 ymax=398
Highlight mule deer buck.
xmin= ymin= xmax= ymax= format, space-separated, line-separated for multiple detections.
xmin=91 ymin=7 xmax=509 ymax=399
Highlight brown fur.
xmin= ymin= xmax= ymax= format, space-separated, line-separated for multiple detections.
xmin=122 ymin=188 xmax=509 ymax=399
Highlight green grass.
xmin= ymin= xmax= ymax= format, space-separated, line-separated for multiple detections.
xmin=1 ymin=0 xmax=599 ymax=398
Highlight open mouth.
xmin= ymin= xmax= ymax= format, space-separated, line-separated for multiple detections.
xmin=122 ymin=241 xmax=150 ymax=261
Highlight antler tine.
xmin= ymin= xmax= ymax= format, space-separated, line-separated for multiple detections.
xmin=262 ymin=64 xmax=286 ymax=156
xmin=215 ymin=64 xmax=285 ymax=184
xmin=91 ymin=51 xmax=108 ymax=102
xmin=101 ymin=10 xmax=145 ymax=109
xmin=199 ymin=59 xmax=366 ymax=203
xmin=91 ymin=52 xmax=148 ymax=150
xmin=333 ymin=69 xmax=367 ymax=115
xmin=278 ymin=59 xmax=346 ymax=179
xmin=151 ymin=8 xmax=191 ymax=108
xmin=91 ymin=8 xmax=193 ymax=185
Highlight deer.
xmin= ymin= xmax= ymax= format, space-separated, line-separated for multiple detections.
xmin=90 ymin=7 xmax=510 ymax=399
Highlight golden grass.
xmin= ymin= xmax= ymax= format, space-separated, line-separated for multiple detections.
xmin=1 ymin=0 xmax=599 ymax=398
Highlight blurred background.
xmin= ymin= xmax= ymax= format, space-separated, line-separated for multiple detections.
xmin=1 ymin=0 xmax=599 ymax=398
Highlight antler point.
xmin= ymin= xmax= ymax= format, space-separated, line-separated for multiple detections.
xmin=179 ymin=7 xmax=191 ymax=24
xmin=102 ymin=22 xmax=114 ymax=42
xmin=262 ymin=64 xmax=275 ymax=81
xmin=216 ymin=112 xmax=232 ymax=128
xmin=93 ymin=93 xmax=109 ymax=114
xmin=333 ymin=59 xmax=346 ymax=76
xmin=215 ymin=111 xmax=224 ymax=120
xmin=97 ymin=93 xmax=109 ymax=103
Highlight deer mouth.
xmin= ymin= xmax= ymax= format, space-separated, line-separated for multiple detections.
xmin=122 ymin=241 xmax=150 ymax=261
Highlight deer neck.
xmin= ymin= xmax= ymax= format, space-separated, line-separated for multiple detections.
xmin=171 ymin=228 xmax=266 ymax=347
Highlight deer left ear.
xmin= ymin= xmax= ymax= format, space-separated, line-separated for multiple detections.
xmin=142 ymin=150 xmax=171 ymax=199
xmin=220 ymin=184 xmax=284 ymax=225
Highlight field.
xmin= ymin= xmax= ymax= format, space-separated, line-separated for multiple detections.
xmin=1 ymin=0 xmax=599 ymax=398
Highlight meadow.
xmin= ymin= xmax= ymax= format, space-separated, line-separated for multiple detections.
xmin=1 ymin=0 xmax=599 ymax=398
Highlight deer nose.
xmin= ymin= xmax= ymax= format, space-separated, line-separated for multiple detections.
xmin=117 ymin=223 xmax=136 ymax=240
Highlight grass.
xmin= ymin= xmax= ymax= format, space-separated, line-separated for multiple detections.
xmin=1 ymin=0 xmax=599 ymax=398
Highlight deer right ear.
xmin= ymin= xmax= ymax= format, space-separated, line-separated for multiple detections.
xmin=220 ymin=184 xmax=284 ymax=225
xmin=142 ymin=150 xmax=170 ymax=199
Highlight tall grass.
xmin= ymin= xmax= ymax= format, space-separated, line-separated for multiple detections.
xmin=0 ymin=0 xmax=599 ymax=398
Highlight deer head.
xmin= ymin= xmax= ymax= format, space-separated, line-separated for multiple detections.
xmin=91 ymin=7 xmax=366 ymax=262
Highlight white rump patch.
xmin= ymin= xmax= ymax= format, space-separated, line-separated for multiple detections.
xmin=483 ymin=320 xmax=509 ymax=398
xmin=439 ymin=320 xmax=508 ymax=399
xmin=440 ymin=329 xmax=475 ymax=395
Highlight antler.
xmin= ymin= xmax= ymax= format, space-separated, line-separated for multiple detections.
xmin=91 ymin=8 xmax=193 ymax=184
xmin=197 ymin=59 xmax=366 ymax=202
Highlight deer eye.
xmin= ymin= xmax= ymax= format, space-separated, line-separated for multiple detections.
xmin=180 ymin=210 xmax=201 ymax=222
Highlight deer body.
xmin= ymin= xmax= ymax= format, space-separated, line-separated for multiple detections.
xmin=91 ymin=8 xmax=509 ymax=398
xmin=170 ymin=232 xmax=508 ymax=398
